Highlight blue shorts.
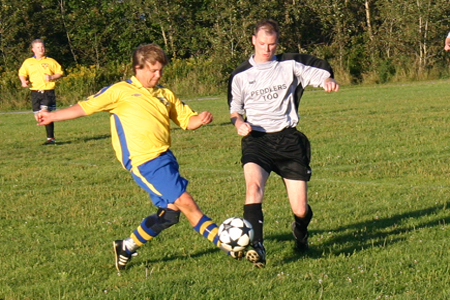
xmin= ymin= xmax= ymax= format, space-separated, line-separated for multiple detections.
xmin=131 ymin=150 xmax=188 ymax=208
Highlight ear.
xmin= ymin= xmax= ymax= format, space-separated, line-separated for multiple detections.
xmin=252 ymin=35 xmax=256 ymax=46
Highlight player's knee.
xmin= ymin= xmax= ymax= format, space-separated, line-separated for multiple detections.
xmin=246 ymin=182 xmax=264 ymax=199
xmin=157 ymin=207 xmax=180 ymax=229
xmin=174 ymin=192 xmax=201 ymax=213
xmin=293 ymin=204 xmax=313 ymax=221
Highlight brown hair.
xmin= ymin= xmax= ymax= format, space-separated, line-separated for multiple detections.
xmin=132 ymin=44 xmax=168 ymax=73
xmin=254 ymin=19 xmax=280 ymax=38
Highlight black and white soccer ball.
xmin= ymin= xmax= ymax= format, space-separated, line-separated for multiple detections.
xmin=218 ymin=217 xmax=254 ymax=252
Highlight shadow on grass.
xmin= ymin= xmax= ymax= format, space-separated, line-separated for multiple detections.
xmin=274 ymin=202 xmax=450 ymax=263
xmin=132 ymin=203 xmax=449 ymax=267
xmin=138 ymin=248 xmax=218 ymax=268
xmin=52 ymin=134 xmax=111 ymax=145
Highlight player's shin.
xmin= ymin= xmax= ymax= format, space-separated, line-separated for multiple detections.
xmin=244 ymin=203 xmax=264 ymax=245
xmin=127 ymin=208 xmax=180 ymax=252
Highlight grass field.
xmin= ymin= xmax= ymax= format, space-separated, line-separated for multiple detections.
xmin=1 ymin=80 xmax=450 ymax=299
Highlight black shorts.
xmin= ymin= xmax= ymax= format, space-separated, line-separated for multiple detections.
xmin=241 ymin=127 xmax=312 ymax=181
xmin=31 ymin=90 xmax=56 ymax=113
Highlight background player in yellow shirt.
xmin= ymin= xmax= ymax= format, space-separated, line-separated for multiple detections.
xmin=18 ymin=39 xmax=63 ymax=145
xmin=38 ymin=43 xmax=237 ymax=271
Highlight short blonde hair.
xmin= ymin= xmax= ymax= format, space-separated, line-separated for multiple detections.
xmin=31 ymin=39 xmax=45 ymax=47
xmin=132 ymin=44 xmax=168 ymax=73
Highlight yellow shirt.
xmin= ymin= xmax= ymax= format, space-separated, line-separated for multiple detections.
xmin=78 ymin=76 xmax=198 ymax=170
xmin=18 ymin=56 xmax=63 ymax=90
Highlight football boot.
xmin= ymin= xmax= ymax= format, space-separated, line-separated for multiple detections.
xmin=245 ymin=242 xmax=266 ymax=268
xmin=291 ymin=221 xmax=309 ymax=252
xmin=113 ymin=240 xmax=137 ymax=271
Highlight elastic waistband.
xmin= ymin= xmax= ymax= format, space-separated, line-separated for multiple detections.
xmin=250 ymin=127 xmax=297 ymax=137
xmin=31 ymin=90 xmax=52 ymax=93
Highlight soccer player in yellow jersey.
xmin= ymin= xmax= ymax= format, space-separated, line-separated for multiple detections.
xmin=19 ymin=39 xmax=63 ymax=145
xmin=38 ymin=44 xmax=237 ymax=271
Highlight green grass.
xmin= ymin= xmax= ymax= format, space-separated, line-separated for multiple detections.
xmin=1 ymin=80 xmax=450 ymax=299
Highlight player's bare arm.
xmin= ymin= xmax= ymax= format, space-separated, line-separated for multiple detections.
xmin=323 ymin=77 xmax=340 ymax=93
xmin=445 ymin=38 xmax=450 ymax=51
xmin=37 ymin=103 xmax=87 ymax=126
xmin=45 ymin=73 xmax=63 ymax=82
xmin=19 ymin=75 xmax=29 ymax=88
xmin=231 ymin=112 xmax=252 ymax=137
xmin=186 ymin=111 xmax=213 ymax=130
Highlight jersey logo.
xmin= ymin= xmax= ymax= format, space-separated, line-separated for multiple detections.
xmin=41 ymin=63 xmax=49 ymax=69
xmin=157 ymin=96 xmax=170 ymax=106
xmin=132 ymin=93 xmax=142 ymax=97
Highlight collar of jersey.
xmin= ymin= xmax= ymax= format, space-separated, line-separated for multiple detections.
xmin=32 ymin=55 xmax=47 ymax=60
xmin=129 ymin=76 xmax=162 ymax=93
xmin=249 ymin=55 xmax=277 ymax=70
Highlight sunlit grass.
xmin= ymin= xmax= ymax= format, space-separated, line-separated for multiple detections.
xmin=1 ymin=80 xmax=450 ymax=299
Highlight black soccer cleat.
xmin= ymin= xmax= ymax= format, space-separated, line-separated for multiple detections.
xmin=245 ymin=242 xmax=266 ymax=268
xmin=113 ymin=240 xmax=134 ymax=271
xmin=291 ymin=221 xmax=309 ymax=252
xmin=43 ymin=138 xmax=56 ymax=145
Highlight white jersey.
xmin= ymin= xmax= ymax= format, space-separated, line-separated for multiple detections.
xmin=228 ymin=53 xmax=334 ymax=133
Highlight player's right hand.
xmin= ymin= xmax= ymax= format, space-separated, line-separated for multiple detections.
xmin=237 ymin=122 xmax=252 ymax=137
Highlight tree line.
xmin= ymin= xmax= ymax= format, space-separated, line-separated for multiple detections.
xmin=1 ymin=0 xmax=450 ymax=87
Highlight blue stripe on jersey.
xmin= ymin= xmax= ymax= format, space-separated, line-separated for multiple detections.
xmin=93 ymin=84 xmax=113 ymax=98
xmin=113 ymin=114 xmax=132 ymax=170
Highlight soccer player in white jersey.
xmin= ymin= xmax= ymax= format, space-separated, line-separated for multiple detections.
xmin=228 ymin=19 xmax=339 ymax=268
xmin=38 ymin=43 xmax=235 ymax=271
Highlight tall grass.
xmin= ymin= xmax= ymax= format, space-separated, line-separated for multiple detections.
xmin=1 ymin=80 xmax=450 ymax=299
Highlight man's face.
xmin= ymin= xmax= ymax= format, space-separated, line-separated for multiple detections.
xmin=136 ymin=61 xmax=164 ymax=88
xmin=252 ymin=30 xmax=278 ymax=63
xmin=32 ymin=43 xmax=45 ymax=58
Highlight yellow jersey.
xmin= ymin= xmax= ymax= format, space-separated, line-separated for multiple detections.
xmin=18 ymin=56 xmax=63 ymax=90
xmin=78 ymin=76 xmax=198 ymax=170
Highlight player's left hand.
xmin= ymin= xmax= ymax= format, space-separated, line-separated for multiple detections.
xmin=323 ymin=78 xmax=340 ymax=92
xmin=198 ymin=111 xmax=213 ymax=125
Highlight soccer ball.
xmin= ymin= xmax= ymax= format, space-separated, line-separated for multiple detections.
xmin=218 ymin=217 xmax=254 ymax=252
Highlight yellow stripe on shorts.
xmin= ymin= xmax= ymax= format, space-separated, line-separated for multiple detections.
xmin=132 ymin=168 xmax=162 ymax=196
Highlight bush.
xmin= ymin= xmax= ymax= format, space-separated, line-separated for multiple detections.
xmin=58 ymin=63 xmax=131 ymax=106
xmin=162 ymin=57 xmax=227 ymax=98
xmin=0 ymin=69 xmax=29 ymax=111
